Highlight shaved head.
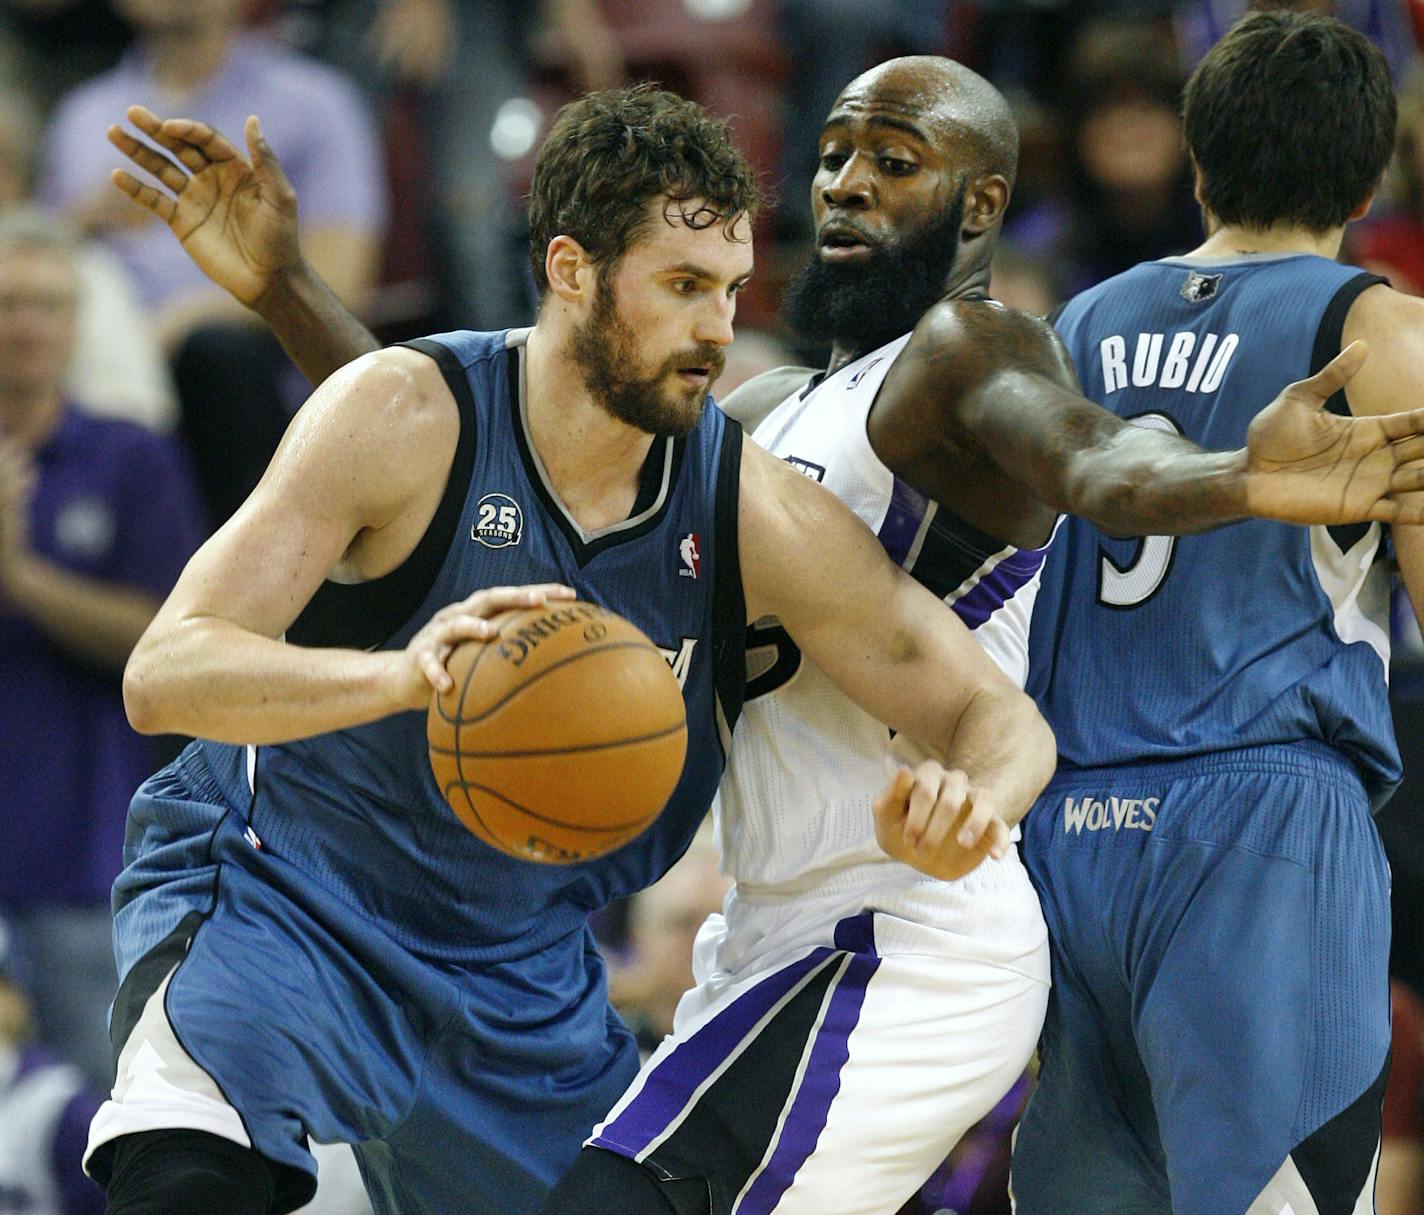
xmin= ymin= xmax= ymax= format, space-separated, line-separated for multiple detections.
xmin=831 ymin=56 xmax=1019 ymax=187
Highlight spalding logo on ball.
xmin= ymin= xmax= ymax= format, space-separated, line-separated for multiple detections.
xmin=427 ymin=601 xmax=689 ymax=863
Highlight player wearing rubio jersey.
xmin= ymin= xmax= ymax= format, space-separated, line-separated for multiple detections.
xmin=106 ymin=65 xmax=1424 ymax=1215
xmin=1016 ymin=13 xmax=1424 ymax=1214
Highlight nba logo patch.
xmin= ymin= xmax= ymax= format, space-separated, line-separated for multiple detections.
xmin=679 ymin=533 xmax=701 ymax=579
xmin=1180 ymin=271 xmax=1223 ymax=303
xmin=472 ymin=493 xmax=523 ymax=548
xmin=847 ymin=357 xmax=884 ymax=389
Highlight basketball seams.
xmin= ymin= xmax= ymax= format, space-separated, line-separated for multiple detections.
xmin=428 ymin=719 xmax=687 ymax=760
xmin=448 ymin=616 xmax=503 ymax=838
xmin=447 ymin=777 xmax=658 ymax=834
xmin=452 ymin=640 xmax=671 ymax=729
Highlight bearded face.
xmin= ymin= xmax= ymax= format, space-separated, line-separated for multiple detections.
xmin=568 ymin=269 xmax=727 ymax=438
xmin=782 ymin=183 xmax=968 ymax=354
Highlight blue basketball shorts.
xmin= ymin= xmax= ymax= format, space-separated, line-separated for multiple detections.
xmin=83 ymin=748 xmax=641 ymax=1215
xmin=1012 ymin=742 xmax=1390 ymax=1215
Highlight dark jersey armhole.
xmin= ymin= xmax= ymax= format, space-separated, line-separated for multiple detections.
xmin=286 ymin=339 xmax=478 ymax=650
xmin=1309 ymin=271 xmax=1389 ymax=553
xmin=712 ymin=420 xmax=747 ymax=742
xmin=1310 ymin=271 xmax=1389 ymax=417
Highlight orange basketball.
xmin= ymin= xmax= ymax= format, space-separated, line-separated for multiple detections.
xmin=427 ymin=601 xmax=688 ymax=863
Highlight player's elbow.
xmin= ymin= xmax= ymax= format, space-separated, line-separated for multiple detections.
xmin=122 ymin=635 xmax=172 ymax=735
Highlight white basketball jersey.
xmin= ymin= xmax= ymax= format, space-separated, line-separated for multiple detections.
xmin=714 ymin=333 xmax=1056 ymax=943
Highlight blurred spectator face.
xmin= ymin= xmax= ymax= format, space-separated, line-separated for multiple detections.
xmin=0 ymin=244 xmax=78 ymax=407
xmin=116 ymin=0 xmax=245 ymax=37
xmin=0 ymin=104 xmax=36 ymax=210
xmin=628 ymin=847 xmax=729 ymax=1039
xmin=0 ymin=979 xmax=28 ymax=1046
xmin=1078 ymin=96 xmax=1184 ymax=194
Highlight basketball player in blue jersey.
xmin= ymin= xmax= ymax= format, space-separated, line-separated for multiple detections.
xmin=1013 ymin=13 xmax=1424 ymax=1213
xmin=101 ymin=63 xmax=1424 ymax=1215
xmin=82 ymin=86 xmax=1067 ymax=1215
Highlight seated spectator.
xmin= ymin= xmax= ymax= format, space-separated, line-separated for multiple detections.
xmin=0 ymin=917 xmax=105 ymax=1215
xmin=0 ymin=90 xmax=176 ymax=430
xmin=0 ymin=209 xmax=205 ymax=1090
xmin=606 ymin=830 xmax=730 ymax=1057
xmin=37 ymin=0 xmax=386 ymax=524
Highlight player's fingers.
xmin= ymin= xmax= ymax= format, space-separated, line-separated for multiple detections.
xmin=247 ymin=116 xmax=298 ymax=206
xmin=1376 ymin=407 xmax=1424 ymax=444
xmin=871 ymin=767 xmax=915 ymax=854
xmin=1291 ymin=339 xmax=1368 ymax=403
xmin=106 ymin=130 xmax=188 ymax=194
xmin=466 ymin=583 xmax=576 ymax=616
xmin=109 ymin=169 xmax=176 ymax=224
xmin=434 ymin=614 xmax=502 ymax=645
xmin=902 ymin=762 xmax=945 ymax=845
xmin=1387 ymin=458 xmax=1424 ymax=493
xmin=953 ymin=784 xmax=1002 ymax=851
xmin=918 ymin=768 xmax=969 ymax=852
xmin=985 ymin=816 xmax=1012 ymax=861
xmin=124 ymin=106 xmax=217 ymax=174
xmin=417 ymin=645 xmax=454 ymax=694
xmin=1368 ymin=491 xmax=1424 ymax=525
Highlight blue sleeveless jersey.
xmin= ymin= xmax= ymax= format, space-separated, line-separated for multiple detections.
xmin=189 ymin=328 xmax=745 ymax=962
xmin=1027 ymin=255 xmax=1400 ymax=807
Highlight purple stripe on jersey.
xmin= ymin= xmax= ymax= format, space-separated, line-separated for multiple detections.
xmin=953 ymin=545 xmax=1049 ymax=630
xmin=594 ymin=948 xmax=835 ymax=1156
xmin=736 ymin=951 xmax=881 ymax=1214
xmin=876 ymin=477 xmax=929 ymax=567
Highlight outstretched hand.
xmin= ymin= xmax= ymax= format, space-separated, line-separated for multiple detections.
xmin=107 ymin=106 xmax=301 ymax=306
xmin=1245 ymin=340 xmax=1424 ymax=525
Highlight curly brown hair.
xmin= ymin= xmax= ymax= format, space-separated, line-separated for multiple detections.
xmin=526 ymin=85 xmax=759 ymax=296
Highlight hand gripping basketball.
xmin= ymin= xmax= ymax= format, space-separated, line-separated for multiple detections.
xmin=427 ymin=601 xmax=689 ymax=863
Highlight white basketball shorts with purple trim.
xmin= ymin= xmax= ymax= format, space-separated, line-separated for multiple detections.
xmin=589 ymin=906 xmax=1048 ymax=1214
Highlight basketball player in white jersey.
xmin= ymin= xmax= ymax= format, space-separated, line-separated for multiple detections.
xmin=99 ymin=71 xmax=1424 ymax=1213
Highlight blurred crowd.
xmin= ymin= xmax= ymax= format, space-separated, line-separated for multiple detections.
xmin=8 ymin=0 xmax=1424 ymax=1212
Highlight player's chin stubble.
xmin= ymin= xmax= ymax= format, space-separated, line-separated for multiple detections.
xmin=569 ymin=281 xmax=722 ymax=438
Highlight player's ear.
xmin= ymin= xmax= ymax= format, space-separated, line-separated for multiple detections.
xmin=962 ymin=174 xmax=1010 ymax=236
xmin=1347 ymin=187 xmax=1378 ymax=224
xmin=545 ymin=236 xmax=594 ymax=304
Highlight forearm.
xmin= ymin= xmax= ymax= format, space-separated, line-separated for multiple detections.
xmin=252 ymin=258 xmax=380 ymax=386
xmin=937 ymin=686 xmax=1056 ymax=829
xmin=4 ymin=557 xmax=159 ymax=671
xmin=1063 ymin=429 xmax=1248 ymax=538
xmin=123 ymin=617 xmax=408 ymax=744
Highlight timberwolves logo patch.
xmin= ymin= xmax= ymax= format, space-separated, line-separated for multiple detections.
xmin=1180 ymin=270 xmax=1223 ymax=303
xmin=472 ymin=493 xmax=523 ymax=548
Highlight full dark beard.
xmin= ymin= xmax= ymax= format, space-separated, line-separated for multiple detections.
xmin=782 ymin=186 xmax=968 ymax=355
xmin=569 ymin=277 xmax=724 ymax=438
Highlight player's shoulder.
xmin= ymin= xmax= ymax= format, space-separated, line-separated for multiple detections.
xmin=909 ymin=295 xmax=1070 ymax=381
xmin=716 ymin=364 xmax=818 ymax=431
xmin=1343 ymin=279 xmax=1424 ymax=334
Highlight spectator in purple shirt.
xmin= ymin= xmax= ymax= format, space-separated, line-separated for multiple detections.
xmin=35 ymin=0 xmax=387 ymax=526
xmin=0 ymin=208 xmax=205 ymax=1091
xmin=0 ymin=917 xmax=105 ymax=1215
